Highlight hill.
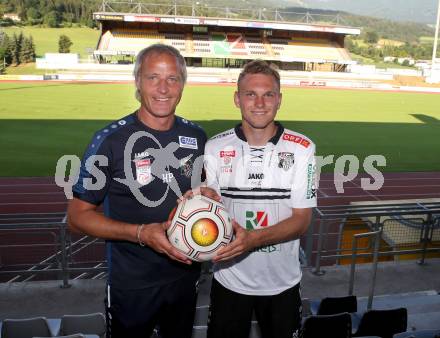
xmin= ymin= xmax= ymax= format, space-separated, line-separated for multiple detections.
xmin=299 ymin=0 xmax=439 ymax=25
xmin=282 ymin=7 xmax=434 ymax=44
xmin=2 ymin=26 xmax=100 ymax=58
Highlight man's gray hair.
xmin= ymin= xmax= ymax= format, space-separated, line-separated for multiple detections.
xmin=133 ymin=44 xmax=187 ymax=102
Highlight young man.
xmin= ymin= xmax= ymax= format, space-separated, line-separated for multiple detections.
xmin=67 ymin=44 xmax=208 ymax=338
xmin=204 ymin=60 xmax=317 ymax=338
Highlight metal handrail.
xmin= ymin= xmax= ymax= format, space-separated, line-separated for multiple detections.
xmin=348 ymin=229 xmax=382 ymax=310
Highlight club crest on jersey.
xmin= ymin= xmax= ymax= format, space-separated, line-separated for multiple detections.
xmin=178 ymin=136 xmax=198 ymax=149
xmin=135 ymin=159 xmax=152 ymax=185
xmin=180 ymin=156 xmax=193 ymax=178
xmin=220 ymin=150 xmax=235 ymax=173
xmin=220 ymin=150 xmax=235 ymax=165
xmin=278 ymin=152 xmax=294 ymax=171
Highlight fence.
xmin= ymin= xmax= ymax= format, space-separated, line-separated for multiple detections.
xmin=0 ymin=213 xmax=106 ymax=288
xmin=303 ymin=201 xmax=440 ymax=308
xmin=1 ymin=202 xmax=440 ymax=296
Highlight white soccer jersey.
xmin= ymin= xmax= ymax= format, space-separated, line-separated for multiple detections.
xmin=204 ymin=123 xmax=317 ymax=296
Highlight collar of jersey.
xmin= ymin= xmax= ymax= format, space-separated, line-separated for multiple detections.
xmin=134 ymin=110 xmax=180 ymax=134
xmin=234 ymin=121 xmax=284 ymax=145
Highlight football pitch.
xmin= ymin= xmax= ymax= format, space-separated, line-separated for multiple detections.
xmin=0 ymin=81 xmax=439 ymax=176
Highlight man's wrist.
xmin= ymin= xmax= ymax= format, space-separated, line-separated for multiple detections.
xmin=136 ymin=224 xmax=146 ymax=246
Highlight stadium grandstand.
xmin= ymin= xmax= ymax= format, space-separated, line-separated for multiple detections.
xmin=92 ymin=0 xmax=359 ymax=72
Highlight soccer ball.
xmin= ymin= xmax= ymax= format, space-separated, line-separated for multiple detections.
xmin=167 ymin=195 xmax=233 ymax=262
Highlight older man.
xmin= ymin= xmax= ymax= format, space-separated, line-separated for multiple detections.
xmin=68 ymin=44 xmax=207 ymax=338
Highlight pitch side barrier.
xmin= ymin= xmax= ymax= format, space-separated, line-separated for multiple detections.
xmin=307 ymin=202 xmax=440 ymax=271
xmin=0 ymin=212 xmax=107 ymax=288
xmin=304 ymin=202 xmax=440 ymax=308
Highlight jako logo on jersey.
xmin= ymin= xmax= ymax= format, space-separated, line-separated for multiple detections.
xmin=178 ymin=136 xmax=198 ymax=149
xmin=248 ymin=173 xmax=264 ymax=180
xmin=245 ymin=211 xmax=268 ymax=230
xmin=282 ymin=133 xmax=310 ymax=148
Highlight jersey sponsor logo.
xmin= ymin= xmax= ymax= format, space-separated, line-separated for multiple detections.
xmin=278 ymin=152 xmax=294 ymax=171
xmin=282 ymin=133 xmax=310 ymax=148
xmin=211 ymin=130 xmax=234 ymax=140
xmin=248 ymin=173 xmax=264 ymax=180
xmin=251 ymin=244 xmax=280 ymax=253
xmin=134 ymin=151 xmax=149 ymax=159
xmin=178 ymin=136 xmax=198 ymax=149
xmin=306 ymin=163 xmax=317 ymax=199
xmin=220 ymin=150 xmax=236 ymax=158
xmin=135 ymin=159 xmax=152 ymax=185
xmin=245 ymin=210 xmax=268 ymax=230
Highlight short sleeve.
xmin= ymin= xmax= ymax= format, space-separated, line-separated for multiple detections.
xmin=203 ymin=141 xmax=221 ymax=194
xmin=72 ymin=133 xmax=112 ymax=206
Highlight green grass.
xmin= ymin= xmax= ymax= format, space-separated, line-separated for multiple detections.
xmin=4 ymin=63 xmax=48 ymax=75
xmin=420 ymin=36 xmax=434 ymax=45
xmin=2 ymin=26 xmax=100 ymax=58
xmin=350 ymin=54 xmax=415 ymax=69
xmin=0 ymin=82 xmax=439 ymax=176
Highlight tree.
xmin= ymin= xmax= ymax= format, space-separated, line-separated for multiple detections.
xmin=364 ymin=30 xmax=379 ymax=44
xmin=0 ymin=32 xmax=12 ymax=73
xmin=11 ymin=32 xmax=24 ymax=65
xmin=58 ymin=34 xmax=72 ymax=53
xmin=43 ymin=10 xmax=59 ymax=27
xmin=20 ymin=36 xmax=36 ymax=63
xmin=26 ymin=7 xmax=41 ymax=25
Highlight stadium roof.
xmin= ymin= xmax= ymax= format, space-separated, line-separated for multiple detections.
xmin=94 ymin=1 xmax=360 ymax=35
xmin=93 ymin=12 xmax=360 ymax=35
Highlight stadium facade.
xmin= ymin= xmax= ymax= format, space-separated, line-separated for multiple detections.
xmin=93 ymin=1 xmax=360 ymax=72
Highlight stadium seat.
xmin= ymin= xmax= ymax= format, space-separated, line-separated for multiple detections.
xmin=34 ymin=335 xmax=88 ymax=338
xmin=1 ymin=316 xmax=52 ymax=338
xmin=353 ymin=307 xmax=407 ymax=338
xmin=310 ymin=295 xmax=358 ymax=315
xmin=58 ymin=313 xmax=106 ymax=338
xmin=301 ymin=312 xmax=352 ymax=338
xmin=393 ymin=329 xmax=440 ymax=338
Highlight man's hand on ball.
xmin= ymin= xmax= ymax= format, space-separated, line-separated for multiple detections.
xmin=140 ymin=221 xmax=192 ymax=265
xmin=212 ymin=220 xmax=255 ymax=262
xmin=178 ymin=186 xmax=221 ymax=203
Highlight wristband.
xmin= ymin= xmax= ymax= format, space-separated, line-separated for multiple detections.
xmin=136 ymin=224 xmax=146 ymax=247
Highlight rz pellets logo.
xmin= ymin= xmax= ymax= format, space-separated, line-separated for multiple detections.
xmin=245 ymin=211 xmax=268 ymax=230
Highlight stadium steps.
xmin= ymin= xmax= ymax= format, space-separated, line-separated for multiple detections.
xmin=1 ymin=260 xmax=439 ymax=333
xmin=186 ymin=33 xmax=194 ymax=53
xmin=262 ymin=37 xmax=275 ymax=57
xmin=356 ymin=291 xmax=440 ymax=331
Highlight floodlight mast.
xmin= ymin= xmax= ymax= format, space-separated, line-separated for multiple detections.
xmin=432 ymin=0 xmax=440 ymax=67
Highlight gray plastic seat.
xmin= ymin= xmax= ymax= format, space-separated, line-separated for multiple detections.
xmin=1 ymin=316 xmax=52 ymax=338
xmin=393 ymin=329 xmax=440 ymax=338
xmin=34 ymin=335 xmax=86 ymax=338
xmin=301 ymin=312 xmax=352 ymax=338
xmin=353 ymin=307 xmax=407 ymax=338
xmin=311 ymin=295 xmax=358 ymax=315
xmin=58 ymin=313 xmax=105 ymax=338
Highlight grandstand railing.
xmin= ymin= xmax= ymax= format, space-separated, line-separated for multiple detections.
xmin=0 ymin=213 xmax=106 ymax=288
xmin=1 ymin=202 xmax=439 ymax=298
xmin=99 ymin=0 xmax=351 ymax=27
xmin=304 ymin=202 xmax=440 ymax=308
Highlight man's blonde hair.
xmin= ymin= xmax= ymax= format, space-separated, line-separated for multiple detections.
xmin=237 ymin=60 xmax=280 ymax=91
